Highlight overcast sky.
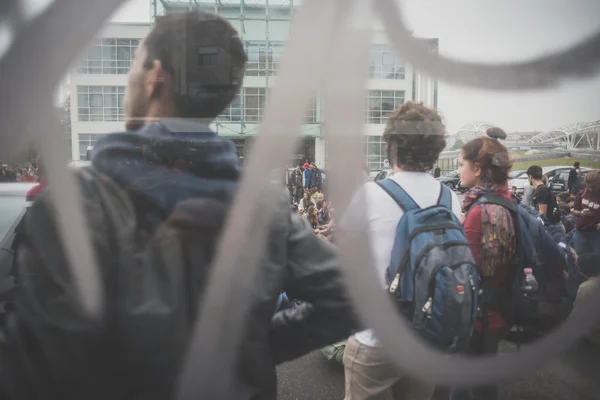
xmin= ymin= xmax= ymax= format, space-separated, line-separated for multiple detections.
xmin=24 ymin=0 xmax=600 ymax=134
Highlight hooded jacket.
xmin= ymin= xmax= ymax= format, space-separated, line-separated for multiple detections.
xmin=5 ymin=121 xmax=357 ymax=400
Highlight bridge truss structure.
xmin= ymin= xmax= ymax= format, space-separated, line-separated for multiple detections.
xmin=527 ymin=121 xmax=600 ymax=150
xmin=455 ymin=121 xmax=498 ymax=143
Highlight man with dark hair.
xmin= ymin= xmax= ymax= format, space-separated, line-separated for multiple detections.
xmin=308 ymin=162 xmax=322 ymax=192
xmin=527 ymin=165 xmax=563 ymax=230
xmin=568 ymin=161 xmax=582 ymax=194
xmin=291 ymin=164 xmax=304 ymax=202
xmin=12 ymin=10 xmax=356 ymax=399
xmin=342 ymin=102 xmax=459 ymax=400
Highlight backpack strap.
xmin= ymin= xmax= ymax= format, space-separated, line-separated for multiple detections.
xmin=376 ymin=179 xmax=419 ymax=211
xmin=471 ymin=193 xmax=517 ymax=214
xmin=437 ymin=183 xmax=452 ymax=209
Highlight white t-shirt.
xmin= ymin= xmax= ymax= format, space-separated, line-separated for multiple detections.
xmin=342 ymin=171 xmax=462 ymax=347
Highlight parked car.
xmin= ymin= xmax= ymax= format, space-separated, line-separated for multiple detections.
xmin=548 ymin=168 xmax=593 ymax=194
xmin=0 ymin=183 xmax=36 ymax=281
xmin=508 ymin=166 xmax=592 ymax=194
xmin=435 ymin=170 xmax=468 ymax=192
xmin=436 ymin=170 xmax=461 ymax=190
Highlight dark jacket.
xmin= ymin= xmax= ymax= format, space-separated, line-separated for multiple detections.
xmin=291 ymin=169 xmax=303 ymax=188
xmin=5 ymin=120 xmax=357 ymax=400
xmin=308 ymin=168 xmax=322 ymax=189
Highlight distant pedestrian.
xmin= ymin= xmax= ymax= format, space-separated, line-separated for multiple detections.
xmin=291 ymin=164 xmax=304 ymax=202
xmin=527 ymin=165 xmax=564 ymax=232
xmin=568 ymin=161 xmax=582 ymax=194
xmin=303 ymin=162 xmax=311 ymax=190
xmin=308 ymin=162 xmax=322 ymax=192
xmin=433 ymin=165 xmax=441 ymax=178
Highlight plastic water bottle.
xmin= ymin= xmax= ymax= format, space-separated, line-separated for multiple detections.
xmin=522 ymin=268 xmax=539 ymax=293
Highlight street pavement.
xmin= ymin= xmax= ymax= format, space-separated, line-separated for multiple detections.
xmin=277 ymin=340 xmax=600 ymax=400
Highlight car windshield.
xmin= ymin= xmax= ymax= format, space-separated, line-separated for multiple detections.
xmin=0 ymin=196 xmax=26 ymax=242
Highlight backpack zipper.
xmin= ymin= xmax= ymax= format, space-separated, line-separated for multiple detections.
xmin=422 ymin=264 xmax=478 ymax=323
xmin=389 ymin=230 xmax=462 ymax=294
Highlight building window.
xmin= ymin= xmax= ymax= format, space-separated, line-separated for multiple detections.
xmin=217 ymin=93 xmax=243 ymax=122
xmin=78 ymin=38 xmax=141 ymax=74
xmin=366 ymin=90 xmax=405 ymax=124
xmin=365 ymin=136 xmax=387 ymax=171
xmin=306 ymin=98 xmax=317 ymax=124
xmin=217 ymin=89 xmax=317 ymax=123
xmin=269 ymin=43 xmax=284 ymax=73
xmin=243 ymin=88 xmax=266 ymax=122
xmin=78 ymin=134 xmax=106 ymax=159
xmin=77 ymin=86 xmax=126 ymax=122
xmin=369 ymin=44 xmax=405 ymax=79
xmin=245 ymin=41 xmax=284 ymax=76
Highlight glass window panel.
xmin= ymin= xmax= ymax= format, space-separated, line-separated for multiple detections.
xmin=90 ymin=94 xmax=103 ymax=107
xmin=382 ymin=52 xmax=394 ymax=65
xmin=369 ymin=44 xmax=404 ymax=80
xmin=88 ymin=45 xmax=102 ymax=60
xmin=117 ymin=46 xmax=131 ymax=61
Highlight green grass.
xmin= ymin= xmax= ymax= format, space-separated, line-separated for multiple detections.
xmin=512 ymin=157 xmax=600 ymax=171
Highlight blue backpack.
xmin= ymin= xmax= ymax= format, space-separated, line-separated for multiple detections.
xmin=376 ymin=179 xmax=479 ymax=351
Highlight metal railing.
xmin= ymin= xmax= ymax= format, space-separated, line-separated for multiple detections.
xmin=1 ymin=0 xmax=600 ymax=398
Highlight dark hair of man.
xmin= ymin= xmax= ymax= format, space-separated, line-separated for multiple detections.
xmin=383 ymin=102 xmax=446 ymax=172
xmin=143 ymin=10 xmax=247 ymax=120
xmin=574 ymin=161 xmax=580 ymax=168
xmin=527 ymin=165 xmax=543 ymax=181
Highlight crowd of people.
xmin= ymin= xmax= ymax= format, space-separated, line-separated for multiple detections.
xmin=509 ymin=162 xmax=600 ymax=257
xmin=283 ymin=163 xmax=335 ymax=243
xmin=0 ymin=8 xmax=598 ymax=400
xmin=0 ymin=163 xmax=40 ymax=183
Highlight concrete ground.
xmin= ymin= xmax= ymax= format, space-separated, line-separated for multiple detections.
xmin=277 ymin=339 xmax=600 ymax=400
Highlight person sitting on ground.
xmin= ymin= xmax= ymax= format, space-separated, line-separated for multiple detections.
xmin=561 ymin=204 xmax=578 ymax=234
xmin=573 ymin=253 xmax=600 ymax=346
xmin=510 ymin=185 xmax=521 ymax=204
xmin=306 ymin=205 xmax=321 ymax=231
xmin=298 ymin=190 xmax=315 ymax=213
xmin=566 ymin=196 xmax=576 ymax=210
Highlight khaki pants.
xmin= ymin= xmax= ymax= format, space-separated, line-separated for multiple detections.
xmin=343 ymin=335 xmax=435 ymax=400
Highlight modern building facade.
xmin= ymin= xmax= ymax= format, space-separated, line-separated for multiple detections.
xmin=69 ymin=0 xmax=438 ymax=170
xmin=69 ymin=22 xmax=150 ymax=161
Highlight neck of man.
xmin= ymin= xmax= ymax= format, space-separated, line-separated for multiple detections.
xmin=531 ymin=179 xmax=544 ymax=188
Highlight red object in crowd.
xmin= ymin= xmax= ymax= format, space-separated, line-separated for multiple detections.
xmin=20 ymin=168 xmax=38 ymax=183
xmin=26 ymin=177 xmax=47 ymax=200
xmin=574 ymin=188 xmax=600 ymax=232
